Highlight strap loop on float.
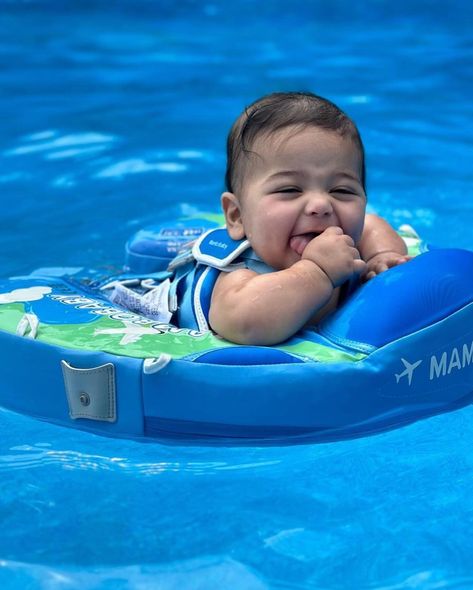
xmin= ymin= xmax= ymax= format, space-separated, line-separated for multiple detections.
xmin=16 ymin=313 xmax=39 ymax=339
xmin=143 ymin=354 xmax=172 ymax=374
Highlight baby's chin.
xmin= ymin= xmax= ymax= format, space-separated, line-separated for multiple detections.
xmin=278 ymin=249 xmax=305 ymax=270
xmin=257 ymin=250 xmax=300 ymax=271
xmin=252 ymin=244 xmax=304 ymax=270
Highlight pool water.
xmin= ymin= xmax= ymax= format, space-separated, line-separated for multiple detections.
xmin=1 ymin=1 xmax=473 ymax=588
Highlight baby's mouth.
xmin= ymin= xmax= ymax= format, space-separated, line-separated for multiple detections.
xmin=289 ymin=232 xmax=319 ymax=256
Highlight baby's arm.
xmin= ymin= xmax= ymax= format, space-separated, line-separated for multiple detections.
xmin=358 ymin=214 xmax=411 ymax=281
xmin=209 ymin=227 xmax=365 ymax=345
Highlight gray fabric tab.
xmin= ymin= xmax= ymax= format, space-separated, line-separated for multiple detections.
xmin=61 ymin=360 xmax=116 ymax=422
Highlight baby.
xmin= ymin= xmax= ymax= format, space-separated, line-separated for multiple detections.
xmin=208 ymin=92 xmax=410 ymax=345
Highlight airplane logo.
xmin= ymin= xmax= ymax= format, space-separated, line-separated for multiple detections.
xmin=395 ymin=358 xmax=423 ymax=386
xmin=94 ymin=324 xmax=161 ymax=345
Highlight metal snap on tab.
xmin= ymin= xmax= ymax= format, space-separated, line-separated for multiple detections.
xmin=79 ymin=392 xmax=91 ymax=406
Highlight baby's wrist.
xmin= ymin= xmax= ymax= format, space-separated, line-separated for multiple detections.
xmin=295 ymin=259 xmax=335 ymax=291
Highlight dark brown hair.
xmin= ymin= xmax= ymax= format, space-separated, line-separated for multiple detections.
xmin=225 ymin=91 xmax=366 ymax=193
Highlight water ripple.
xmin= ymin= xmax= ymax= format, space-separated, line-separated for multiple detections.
xmin=0 ymin=443 xmax=281 ymax=476
xmin=5 ymin=132 xmax=116 ymax=157
xmin=0 ymin=556 xmax=268 ymax=590
xmin=95 ymin=159 xmax=187 ymax=178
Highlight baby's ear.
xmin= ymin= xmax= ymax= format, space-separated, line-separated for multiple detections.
xmin=221 ymin=192 xmax=245 ymax=240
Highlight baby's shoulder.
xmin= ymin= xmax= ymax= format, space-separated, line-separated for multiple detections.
xmin=212 ymin=267 xmax=259 ymax=299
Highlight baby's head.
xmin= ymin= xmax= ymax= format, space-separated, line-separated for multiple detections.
xmin=222 ymin=92 xmax=367 ymax=270
xmin=225 ymin=91 xmax=365 ymax=196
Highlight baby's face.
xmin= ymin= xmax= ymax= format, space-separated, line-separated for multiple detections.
xmin=223 ymin=125 xmax=366 ymax=270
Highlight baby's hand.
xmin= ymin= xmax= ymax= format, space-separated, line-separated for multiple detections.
xmin=301 ymin=227 xmax=366 ymax=287
xmin=362 ymin=251 xmax=412 ymax=282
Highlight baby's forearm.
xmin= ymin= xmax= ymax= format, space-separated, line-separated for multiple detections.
xmin=209 ymin=261 xmax=333 ymax=345
xmin=358 ymin=214 xmax=407 ymax=262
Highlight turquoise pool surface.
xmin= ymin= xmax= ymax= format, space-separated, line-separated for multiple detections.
xmin=1 ymin=1 xmax=473 ymax=588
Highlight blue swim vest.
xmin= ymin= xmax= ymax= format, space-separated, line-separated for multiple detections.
xmin=173 ymin=227 xmax=274 ymax=331
xmin=127 ymin=225 xmax=360 ymax=332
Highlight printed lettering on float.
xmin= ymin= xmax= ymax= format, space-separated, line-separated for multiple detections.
xmin=395 ymin=339 xmax=473 ymax=386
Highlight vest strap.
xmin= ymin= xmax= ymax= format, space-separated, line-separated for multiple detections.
xmin=192 ymin=228 xmax=250 ymax=269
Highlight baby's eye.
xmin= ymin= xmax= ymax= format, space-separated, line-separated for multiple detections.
xmin=331 ymin=187 xmax=358 ymax=198
xmin=275 ymin=187 xmax=301 ymax=194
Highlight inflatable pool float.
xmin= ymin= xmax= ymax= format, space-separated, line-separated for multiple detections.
xmin=1 ymin=215 xmax=473 ymax=444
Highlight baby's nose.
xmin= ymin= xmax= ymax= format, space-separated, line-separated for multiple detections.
xmin=305 ymin=192 xmax=333 ymax=216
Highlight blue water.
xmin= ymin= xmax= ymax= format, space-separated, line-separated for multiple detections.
xmin=1 ymin=1 xmax=473 ymax=588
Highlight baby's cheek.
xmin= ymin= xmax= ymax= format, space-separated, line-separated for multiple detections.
xmin=349 ymin=209 xmax=366 ymax=242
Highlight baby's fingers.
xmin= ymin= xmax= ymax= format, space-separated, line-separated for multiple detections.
xmin=385 ymin=255 xmax=410 ymax=268
xmin=353 ymin=258 xmax=367 ymax=275
xmin=363 ymin=270 xmax=377 ymax=282
xmin=361 ymin=261 xmax=387 ymax=282
xmin=374 ymin=261 xmax=389 ymax=273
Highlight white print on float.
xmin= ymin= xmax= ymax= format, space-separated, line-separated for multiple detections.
xmin=0 ymin=286 xmax=52 ymax=304
xmin=94 ymin=324 xmax=166 ymax=346
xmin=395 ymin=340 xmax=473 ymax=386
xmin=395 ymin=358 xmax=422 ymax=386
